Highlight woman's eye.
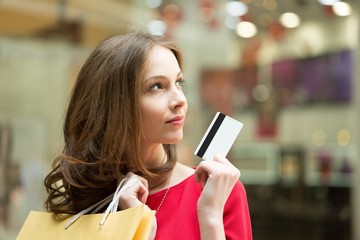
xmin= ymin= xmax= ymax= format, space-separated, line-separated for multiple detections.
xmin=149 ymin=83 xmax=162 ymax=91
xmin=176 ymin=79 xmax=186 ymax=87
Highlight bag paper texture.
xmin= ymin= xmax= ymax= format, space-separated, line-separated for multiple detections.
xmin=17 ymin=204 xmax=155 ymax=240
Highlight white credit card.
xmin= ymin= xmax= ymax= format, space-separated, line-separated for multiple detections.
xmin=194 ymin=112 xmax=243 ymax=161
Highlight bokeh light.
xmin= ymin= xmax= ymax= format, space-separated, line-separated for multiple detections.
xmin=236 ymin=21 xmax=257 ymax=38
xmin=332 ymin=2 xmax=352 ymax=17
xmin=280 ymin=12 xmax=300 ymax=28
xmin=312 ymin=129 xmax=327 ymax=146
xmin=337 ymin=129 xmax=351 ymax=146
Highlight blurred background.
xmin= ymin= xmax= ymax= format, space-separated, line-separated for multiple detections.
xmin=0 ymin=0 xmax=359 ymax=239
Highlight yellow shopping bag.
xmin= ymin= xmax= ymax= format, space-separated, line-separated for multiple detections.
xmin=17 ymin=204 xmax=155 ymax=240
xmin=17 ymin=177 xmax=155 ymax=240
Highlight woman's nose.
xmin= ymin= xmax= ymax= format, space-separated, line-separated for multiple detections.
xmin=169 ymin=88 xmax=187 ymax=110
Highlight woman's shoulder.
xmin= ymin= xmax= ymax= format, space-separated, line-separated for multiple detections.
xmin=225 ymin=180 xmax=250 ymax=212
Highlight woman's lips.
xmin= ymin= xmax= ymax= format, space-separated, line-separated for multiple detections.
xmin=166 ymin=116 xmax=185 ymax=125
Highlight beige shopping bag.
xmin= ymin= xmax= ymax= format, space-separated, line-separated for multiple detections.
xmin=17 ymin=204 xmax=154 ymax=240
xmin=17 ymin=177 xmax=155 ymax=240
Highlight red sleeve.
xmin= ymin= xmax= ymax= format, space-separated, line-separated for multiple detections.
xmin=223 ymin=180 xmax=253 ymax=240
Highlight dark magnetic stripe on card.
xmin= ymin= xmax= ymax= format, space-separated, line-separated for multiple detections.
xmin=196 ymin=112 xmax=226 ymax=158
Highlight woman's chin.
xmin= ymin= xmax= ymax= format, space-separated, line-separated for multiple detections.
xmin=164 ymin=136 xmax=183 ymax=145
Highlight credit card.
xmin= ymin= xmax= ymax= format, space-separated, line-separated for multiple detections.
xmin=194 ymin=112 xmax=243 ymax=161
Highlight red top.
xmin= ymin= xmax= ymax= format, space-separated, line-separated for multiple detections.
xmin=146 ymin=174 xmax=252 ymax=240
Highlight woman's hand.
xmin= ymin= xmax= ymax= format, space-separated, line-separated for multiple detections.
xmin=117 ymin=173 xmax=157 ymax=240
xmin=118 ymin=172 xmax=149 ymax=210
xmin=194 ymin=155 xmax=241 ymax=239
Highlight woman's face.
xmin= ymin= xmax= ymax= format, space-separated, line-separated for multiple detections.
xmin=140 ymin=45 xmax=187 ymax=146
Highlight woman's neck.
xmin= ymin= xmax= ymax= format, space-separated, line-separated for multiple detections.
xmin=140 ymin=143 xmax=167 ymax=169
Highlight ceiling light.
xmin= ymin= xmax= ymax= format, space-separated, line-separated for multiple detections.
xmin=236 ymin=21 xmax=257 ymax=38
xmin=147 ymin=20 xmax=166 ymax=36
xmin=337 ymin=129 xmax=351 ymax=146
xmin=280 ymin=12 xmax=300 ymax=28
xmin=332 ymin=2 xmax=352 ymax=16
xmin=225 ymin=1 xmax=248 ymax=17
xmin=318 ymin=0 xmax=340 ymax=6
xmin=146 ymin=0 xmax=162 ymax=8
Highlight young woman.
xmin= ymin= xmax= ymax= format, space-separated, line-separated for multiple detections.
xmin=44 ymin=32 xmax=252 ymax=239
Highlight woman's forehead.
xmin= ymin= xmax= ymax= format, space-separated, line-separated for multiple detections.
xmin=144 ymin=46 xmax=181 ymax=79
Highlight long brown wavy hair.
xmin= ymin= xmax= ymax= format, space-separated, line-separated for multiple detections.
xmin=44 ymin=32 xmax=183 ymax=215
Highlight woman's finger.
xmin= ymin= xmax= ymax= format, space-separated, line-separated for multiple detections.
xmin=118 ymin=172 xmax=149 ymax=209
xmin=213 ymin=155 xmax=241 ymax=178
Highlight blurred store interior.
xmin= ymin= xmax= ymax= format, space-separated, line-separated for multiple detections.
xmin=0 ymin=0 xmax=359 ymax=239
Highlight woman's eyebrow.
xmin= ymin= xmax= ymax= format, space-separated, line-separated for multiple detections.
xmin=144 ymin=71 xmax=183 ymax=82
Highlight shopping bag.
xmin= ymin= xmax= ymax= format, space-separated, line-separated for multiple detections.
xmin=16 ymin=177 xmax=155 ymax=240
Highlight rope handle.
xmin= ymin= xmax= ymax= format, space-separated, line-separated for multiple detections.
xmin=65 ymin=176 xmax=138 ymax=230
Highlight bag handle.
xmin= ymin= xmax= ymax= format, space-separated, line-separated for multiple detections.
xmin=65 ymin=176 xmax=139 ymax=230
